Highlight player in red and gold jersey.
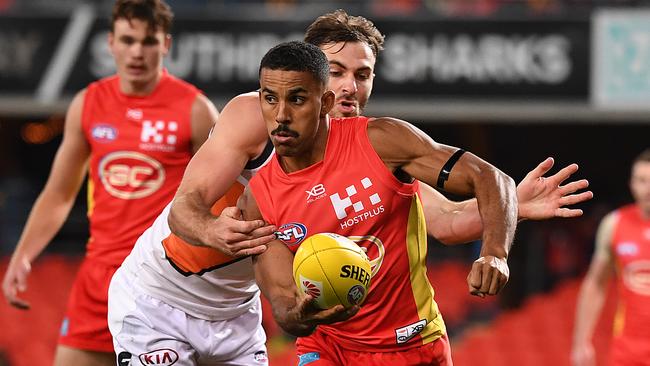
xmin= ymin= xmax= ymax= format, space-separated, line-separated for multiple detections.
xmin=241 ymin=41 xmax=518 ymax=365
xmin=572 ymin=149 xmax=650 ymax=366
xmin=1 ymin=1 xmax=217 ymax=365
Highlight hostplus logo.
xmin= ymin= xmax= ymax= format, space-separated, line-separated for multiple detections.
xmin=140 ymin=120 xmax=178 ymax=152
xmin=329 ymin=177 xmax=384 ymax=229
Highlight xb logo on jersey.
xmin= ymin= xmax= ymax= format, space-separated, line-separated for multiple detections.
xmin=306 ymin=183 xmax=326 ymax=203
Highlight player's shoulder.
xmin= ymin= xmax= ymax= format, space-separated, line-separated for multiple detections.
xmin=366 ymin=116 xmax=415 ymax=139
xmin=223 ymin=91 xmax=260 ymax=110
xmin=87 ymin=74 xmax=119 ymax=90
xmin=599 ymin=210 xmax=621 ymax=230
xmin=219 ymin=91 xmax=264 ymax=126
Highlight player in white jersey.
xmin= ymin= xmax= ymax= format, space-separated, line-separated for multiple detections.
xmin=108 ymin=94 xmax=275 ymax=366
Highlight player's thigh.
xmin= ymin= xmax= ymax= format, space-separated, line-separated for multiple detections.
xmin=53 ymin=345 xmax=115 ymax=366
xmin=108 ymin=272 xmax=198 ymax=365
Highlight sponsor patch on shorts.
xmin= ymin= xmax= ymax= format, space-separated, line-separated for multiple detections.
xmin=298 ymin=352 xmax=320 ymax=365
xmin=395 ymin=319 xmax=427 ymax=344
xmin=117 ymin=351 xmax=132 ymax=366
xmin=138 ymin=348 xmax=179 ymax=365
xmin=254 ymin=350 xmax=268 ymax=363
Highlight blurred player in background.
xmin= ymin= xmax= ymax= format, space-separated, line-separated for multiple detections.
xmin=242 ymin=40 xmax=518 ymax=365
xmin=572 ymin=149 xmax=650 ymax=366
xmin=1 ymin=0 xmax=218 ymax=365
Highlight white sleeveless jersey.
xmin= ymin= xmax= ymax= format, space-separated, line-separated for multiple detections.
xmin=118 ymin=141 xmax=274 ymax=320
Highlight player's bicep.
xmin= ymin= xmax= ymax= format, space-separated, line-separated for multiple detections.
xmin=368 ymin=117 xmax=477 ymax=196
xmin=44 ymin=90 xmax=90 ymax=199
xmin=594 ymin=212 xmax=618 ymax=265
xmin=178 ymin=98 xmax=262 ymax=206
xmin=189 ymin=93 xmax=219 ymax=154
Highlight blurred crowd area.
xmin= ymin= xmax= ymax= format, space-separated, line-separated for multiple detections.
xmin=1 ymin=0 xmax=650 ymax=17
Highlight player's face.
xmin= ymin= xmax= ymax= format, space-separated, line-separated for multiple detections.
xmin=259 ymin=68 xmax=333 ymax=160
xmin=320 ymin=41 xmax=376 ymax=118
xmin=109 ymin=18 xmax=170 ymax=93
xmin=630 ymin=161 xmax=650 ymax=216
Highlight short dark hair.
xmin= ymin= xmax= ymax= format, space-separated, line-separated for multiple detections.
xmin=259 ymin=41 xmax=329 ymax=86
xmin=111 ymin=0 xmax=174 ymax=33
xmin=304 ymin=9 xmax=385 ymax=58
xmin=633 ymin=149 xmax=650 ymax=164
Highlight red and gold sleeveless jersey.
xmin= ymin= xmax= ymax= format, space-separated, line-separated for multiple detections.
xmin=249 ymin=117 xmax=445 ymax=352
xmin=81 ymin=71 xmax=198 ymax=266
xmin=610 ymin=204 xmax=650 ymax=343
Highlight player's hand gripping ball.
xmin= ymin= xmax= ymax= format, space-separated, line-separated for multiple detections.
xmin=293 ymin=233 xmax=372 ymax=309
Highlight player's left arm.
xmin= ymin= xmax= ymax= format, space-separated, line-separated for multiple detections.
xmin=368 ymin=117 xmax=517 ymax=297
xmin=189 ymin=93 xmax=219 ymax=154
xmin=421 ymin=157 xmax=592 ymax=245
xmin=238 ymin=186 xmax=358 ymax=336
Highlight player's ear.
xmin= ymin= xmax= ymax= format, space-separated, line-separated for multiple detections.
xmin=163 ymin=34 xmax=172 ymax=55
xmin=108 ymin=32 xmax=115 ymax=55
xmin=321 ymin=90 xmax=335 ymax=117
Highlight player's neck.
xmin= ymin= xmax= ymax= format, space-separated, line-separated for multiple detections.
xmin=119 ymin=70 xmax=163 ymax=96
xmin=279 ymin=117 xmax=330 ymax=173
xmin=640 ymin=205 xmax=650 ymax=220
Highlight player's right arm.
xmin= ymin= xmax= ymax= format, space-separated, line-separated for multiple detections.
xmin=168 ymin=92 xmax=276 ymax=257
xmin=2 ymin=90 xmax=90 ymax=309
xmin=238 ymin=186 xmax=358 ymax=337
xmin=571 ymin=212 xmax=617 ymax=366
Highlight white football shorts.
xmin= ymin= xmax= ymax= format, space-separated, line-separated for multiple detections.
xmin=108 ymin=268 xmax=268 ymax=366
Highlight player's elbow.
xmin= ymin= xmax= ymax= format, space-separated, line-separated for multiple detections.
xmin=167 ymin=199 xmax=183 ymax=235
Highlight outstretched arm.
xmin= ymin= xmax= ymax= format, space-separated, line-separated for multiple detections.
xmin=368 ymin=117 xmax=517 ymax=297
xmin=423 ymin=157 xmax=593 ymax=245
xmin=168 ymin=92 xmax=276 ymax=257
xmin=2 ymin=90 xmax=90 ymax=309
xmin=238 ymin=186 xmax=358 ymax=337
xmin=571 ymin=213 xmax=616 ymax=366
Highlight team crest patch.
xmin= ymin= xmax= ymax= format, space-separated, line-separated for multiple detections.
xmin=138 ymin=348 xmax=178 ymax=365
xmin=275 ymin=222 xmax=307 ymax=247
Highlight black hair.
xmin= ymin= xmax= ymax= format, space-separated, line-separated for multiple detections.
xmin=259 ymin=41 xmax=329 ymax=86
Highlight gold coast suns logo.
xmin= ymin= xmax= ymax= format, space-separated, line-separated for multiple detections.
xmin=98 ymin=151 xmax=165 ymax=200
xmin=623 ymin=260 xmax=650 ymax=296
xmin=348 ymin=235 xmax=385 ymax=278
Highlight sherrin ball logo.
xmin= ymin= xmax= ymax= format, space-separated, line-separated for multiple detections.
xmin=293 ymin=233 xmax=372 ymax=309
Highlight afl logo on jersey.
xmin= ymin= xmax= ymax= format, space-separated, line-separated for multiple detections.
xmin=91 ymin=124 xmax=118 ymax=142
xmin=276 ymin=222 xmax=307 ymax=247
xmin=98 ymin=151 xmax=165 ymax=200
